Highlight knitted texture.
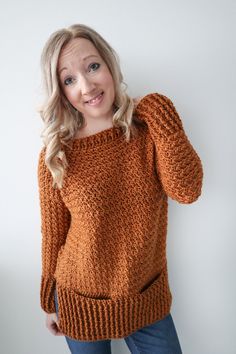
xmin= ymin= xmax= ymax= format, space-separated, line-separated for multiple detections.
xmin=37 ymin=92 xmax=203 ymax=341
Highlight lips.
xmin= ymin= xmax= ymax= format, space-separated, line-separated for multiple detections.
xmin=85 ymin=92 xmax=104 ymax=104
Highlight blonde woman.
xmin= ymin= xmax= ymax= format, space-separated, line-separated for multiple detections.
xmin=37 ymin=23 xmax=203 ymax=354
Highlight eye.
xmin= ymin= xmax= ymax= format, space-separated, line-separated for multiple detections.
xmin=89 ymin=63 xmax=100 ymax=72
xmin=63 ymin=63 xmax=100 ymax=86
xmin=64 ymin=77 xmax=74 ymax=86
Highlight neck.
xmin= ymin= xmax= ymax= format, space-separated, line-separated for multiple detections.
xmin=75 ymin=117 xmax=114 ymax=139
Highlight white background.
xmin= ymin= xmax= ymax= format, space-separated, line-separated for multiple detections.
xmin=0 ymin=0 xmax=235 ymax=353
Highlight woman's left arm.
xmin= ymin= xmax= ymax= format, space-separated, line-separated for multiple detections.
xmin=135 ymin=93 xmax=204 ymax=204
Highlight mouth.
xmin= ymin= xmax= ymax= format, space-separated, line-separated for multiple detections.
xmin=85 ymin=92 xmax=104 ymax=104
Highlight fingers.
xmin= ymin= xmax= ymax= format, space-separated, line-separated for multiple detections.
xmin=50 ymin=321 xmax=63 ymax=336
xmin=46 ymin=313 xmax=64 ymax=336
xmin=133 ymin=96 xmax=143 ymax=108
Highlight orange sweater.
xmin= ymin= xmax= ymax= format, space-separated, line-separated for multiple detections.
xmin=37 ymin=92 xmax=203 ymax=341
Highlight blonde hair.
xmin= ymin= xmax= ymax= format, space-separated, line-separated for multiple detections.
xmin=38 ymin=23 xmax=142 ymax=189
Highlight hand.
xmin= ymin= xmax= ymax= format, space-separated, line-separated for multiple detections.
xmin=133 ymin=96 xmax=143 ymax=109
xmin=45 ymin=313 xmax=64 ymax=336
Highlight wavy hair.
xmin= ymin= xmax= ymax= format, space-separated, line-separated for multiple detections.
xmin=38 ymin=23 xmax=143 ymax=189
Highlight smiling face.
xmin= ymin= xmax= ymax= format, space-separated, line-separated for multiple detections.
xmin=57 ymin=37 xmax=115 ymax=125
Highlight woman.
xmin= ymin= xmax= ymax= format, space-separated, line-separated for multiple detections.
xmin=37 ymin=23 xmax=203 ymax=354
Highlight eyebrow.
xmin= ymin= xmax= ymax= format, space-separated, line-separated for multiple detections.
xmin=58 ymin=55 xmax=99 ymax=75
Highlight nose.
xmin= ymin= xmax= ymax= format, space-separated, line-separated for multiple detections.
xmin=78 ymin=74 xmax=96 ymax=95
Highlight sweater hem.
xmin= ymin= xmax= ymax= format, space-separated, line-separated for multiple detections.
xmin=54 ymin=265 xmax=172 ymax=341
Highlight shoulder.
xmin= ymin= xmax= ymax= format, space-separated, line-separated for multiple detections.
xmin=37 ymin=146 xmax=50 ymax=179
xmin=133 ymin=92 xmax=173 ymax=109
xmin=133 ymin=92 xmax=183 ymax=134
xmin=38 ymin=146 xmax=46 ymax=167
xmin=133 ymin=92 xmax=173 ymax=113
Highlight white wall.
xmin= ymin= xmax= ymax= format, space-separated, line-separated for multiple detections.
xmin=0 ymin=0 xmax=235 ymax=353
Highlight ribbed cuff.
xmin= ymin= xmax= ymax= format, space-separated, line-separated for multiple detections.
xmin=40 ymin=275 xmax=56 ymax=313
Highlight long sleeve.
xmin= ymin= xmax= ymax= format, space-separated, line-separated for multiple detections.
xmin=37 ymin=147 xmax=71 ymax=313
xmin=135 ymin=93 xmax=203 ymax=204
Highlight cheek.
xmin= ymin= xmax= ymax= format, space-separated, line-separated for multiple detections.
xmin=105 ymin=76 xmax=115 ymax=97
xmin=64 ymin=90 xmax=77 ymax=106
xmin=102 ymin=68 xmax=114 ymax=88
xmin=59 ymin=86 xmax=73 ymax=107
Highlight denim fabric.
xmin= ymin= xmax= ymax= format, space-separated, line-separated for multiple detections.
xmin=54 ymin=289 xmax=182 ymax=354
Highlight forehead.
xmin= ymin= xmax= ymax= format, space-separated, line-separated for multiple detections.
xmin=58 ymin=38 xmax=100 ymax=66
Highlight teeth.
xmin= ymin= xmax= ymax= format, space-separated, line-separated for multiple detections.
xmin=88 ymin=93 xmax=103 ymax=104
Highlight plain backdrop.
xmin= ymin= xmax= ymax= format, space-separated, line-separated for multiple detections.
xmin=0 ymin=0 xmax=235 ymax=353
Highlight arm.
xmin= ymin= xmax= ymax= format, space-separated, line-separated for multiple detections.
xmin=135 ymin=93 xmax=203 ymax=204
xmin=37 ymin=147 xmax=71 ymax=313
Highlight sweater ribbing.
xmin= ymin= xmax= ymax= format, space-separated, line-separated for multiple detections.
xmin=37 ymin=92 xmax=203 ymax=340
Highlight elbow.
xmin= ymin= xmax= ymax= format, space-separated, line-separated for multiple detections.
xmin=166 ymin=164 xmax=204 ymax=204
xmin=167 ymin=187 xmax=202 ymax=204
xmin=173 ymin=189 xmax=202 ymax=204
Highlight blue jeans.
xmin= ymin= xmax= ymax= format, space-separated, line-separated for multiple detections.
xmin=54 ymin=289 xmax=182 ymax=354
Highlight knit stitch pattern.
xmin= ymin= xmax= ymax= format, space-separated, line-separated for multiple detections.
xmin=37 ymin=92 xmax=203 ymax=341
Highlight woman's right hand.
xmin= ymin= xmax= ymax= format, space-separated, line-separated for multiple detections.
xmin=46 ymin=313 xmax=64 ymax=336
xmin=133 ymin=96 xmax=143 ymax=109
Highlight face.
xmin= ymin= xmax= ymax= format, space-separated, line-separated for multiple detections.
xmin=57 ymin=38 xmax=115 ymax=124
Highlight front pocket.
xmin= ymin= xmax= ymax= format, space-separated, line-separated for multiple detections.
xmin=74 ymin=290 xmax=112 ymax=301
xmin=139 ymin=271 xmax=162 ymax=294
xmin=137 ymin=265 xmax=168 ymax=298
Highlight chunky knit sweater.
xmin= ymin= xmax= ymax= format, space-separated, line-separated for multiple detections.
xmin=37 ymin=92 xmax=203 ymax=341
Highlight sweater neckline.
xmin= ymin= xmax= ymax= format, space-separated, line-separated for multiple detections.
xmin=70 ymin=125 xmax=124 ymax=149
xmin=68 ymin=93 xmax=151 ymax=150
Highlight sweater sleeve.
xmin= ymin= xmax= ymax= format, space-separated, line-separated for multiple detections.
xmin=134 ymin=93 xmax=203 ymax=204
xmin=37 ymin=147 xmax=71 ymax=313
